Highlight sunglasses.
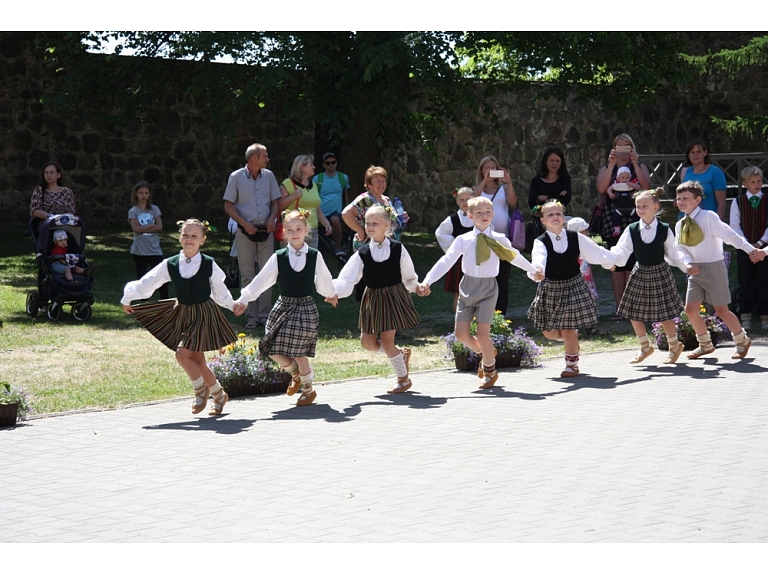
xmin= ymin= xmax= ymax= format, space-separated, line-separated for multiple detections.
xmin=324 ymin=160 xmax=337 ymax=166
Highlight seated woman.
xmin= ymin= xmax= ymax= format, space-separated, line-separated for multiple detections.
xmin=29 ymin=161 xmax=76 ymax=229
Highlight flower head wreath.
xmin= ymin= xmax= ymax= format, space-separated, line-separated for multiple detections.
xmin=282 ymin=207 xmax=311 ymax=222
xmin=177 ymin=219 xmax=216 ymax=232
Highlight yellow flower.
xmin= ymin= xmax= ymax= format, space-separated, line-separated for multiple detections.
xmin=494 ymin=310 xmax=502 ymax=315
xmin=238 ymin=332 xmax=246 ymax=339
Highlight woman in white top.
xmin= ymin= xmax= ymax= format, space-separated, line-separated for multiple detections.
xmin=473 ymin=155 xmax=518 ymax=315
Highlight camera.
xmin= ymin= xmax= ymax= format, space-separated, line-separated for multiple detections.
xmin=615 ymin=145 xmax=632 ymax=153
xmin=489 ymin=169 xmax=504 ymax=179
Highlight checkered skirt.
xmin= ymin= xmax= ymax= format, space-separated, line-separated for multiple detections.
xmin=617 ymin=261 xmax=684 ymax=322
xmin=259 ymin=296 xmax=320 ymax=358
xmin=360 ymin=283 xmax=420 ymax=334
xmin=527 ymin=275 xmax=599 ymax=330
xmin=130 ymin=298 xmax=237 ymax=352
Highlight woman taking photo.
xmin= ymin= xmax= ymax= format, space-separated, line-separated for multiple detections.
xmin=278 ymin=154 xmax=332 ymax=249
xmin=680 ymin=137 xmax=727 ymax=221
xmin=528 ymin=147 xmax=572 ymax=209
xmin=29 ymin=161 xmax=76 ymax=225
xmin=474 ymin=155 xmax=518 ymax=315
xmin=596 ymin=133 xmax=651 ymax=319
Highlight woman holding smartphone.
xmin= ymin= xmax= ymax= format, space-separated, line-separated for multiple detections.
xmin=596 ymin=133 xmax=651 ymax=320
xmin=473 ymin=155 xmax=518 ymax=316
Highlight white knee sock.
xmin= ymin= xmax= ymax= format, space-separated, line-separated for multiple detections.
xmin=389 ymin=354 xmax=407 ymax=378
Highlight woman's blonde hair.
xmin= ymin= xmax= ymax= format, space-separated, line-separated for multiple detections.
xmin=289 ymin=154 xmax=315 ymax=181
xmin=613 ymin=133 xmax=637 ymax=151
xmin=365 ymin=205 xmax=395 ymax=237
xmin=475 ymin=155 xmax=500 ymax=186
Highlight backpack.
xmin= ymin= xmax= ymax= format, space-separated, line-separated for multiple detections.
xmin=316 ymin=171 xmax=348 ymax=192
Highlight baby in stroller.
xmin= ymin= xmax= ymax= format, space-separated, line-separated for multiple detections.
xmin=51 ymin=229 xmax=88 ymax=282
xmin=26 ymin=214 xmax=95 ymax=321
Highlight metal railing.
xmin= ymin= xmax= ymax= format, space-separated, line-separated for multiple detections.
xmin=643 ymin=153 xmax=768 ymax=197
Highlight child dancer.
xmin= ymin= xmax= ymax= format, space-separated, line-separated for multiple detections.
xmin=419 ymin=196 xmax=538 ymax=389
xmin=675 ymin=181 xmax=756 ymax=360
xmin=611 ymin=189 xmax=687 ymax=364
xmin=233 ymin=209 xmax=337 ymax=407
xmin=333 ymin=206 xmax=421 ymax=394
xmin=527 ymin=200 xmax=617 ymax=377
xmin=435 ymin=187 xmax=474 ymax=312
xmin=121 ymin=219 xmax=238 ymax=416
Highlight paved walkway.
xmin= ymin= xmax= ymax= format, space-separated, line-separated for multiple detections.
xmin=2 ymin=343 xmax=767 ymax=542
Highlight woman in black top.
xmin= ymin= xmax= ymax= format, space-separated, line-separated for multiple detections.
xmin=528 ymin=147 xmax=572 ymax=209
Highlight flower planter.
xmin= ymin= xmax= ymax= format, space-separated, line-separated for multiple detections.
xmin=454 ymin=350 xmax=522 ymax=372
xmin=658 ymin=332 xmax=719 ymax=351
xmin=222 ymin=372 xmax=291 ymax=398
xmin=0 ymin=402 xmax=19 ymax=427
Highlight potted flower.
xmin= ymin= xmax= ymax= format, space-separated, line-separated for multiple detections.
xmin=652 ymin=306 xmax=733 ymax=351
xmin=206 ymin=334 xmax=292 ymax=398
xmin=0 ymin=382 xmax=33 ymax=427
xmin=442 ymin=311 xmax=543 ymax=371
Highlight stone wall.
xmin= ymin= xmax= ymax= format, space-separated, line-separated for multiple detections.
xmin=1 ymin=32 xmax=766 ymax=232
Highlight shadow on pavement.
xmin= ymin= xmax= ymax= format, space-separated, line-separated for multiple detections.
xmin=143 ymin=416 xmax=255 ymax=434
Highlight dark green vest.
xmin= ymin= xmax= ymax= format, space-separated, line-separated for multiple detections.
xmin=167 ymin=253 xmax=213 ymax=304
xmin=276 ymin=247 xmax=317 ymax=297
xmin=629 ymin=221 xmax=667 ymax=265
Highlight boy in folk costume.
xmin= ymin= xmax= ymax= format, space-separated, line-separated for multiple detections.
xmin=729 ymin=165 xmax=768 ymax=331
xmin=419 ymin=196 xmax=539 ymax=389
xmin=675 ymin=181 xmax=757 ymax=360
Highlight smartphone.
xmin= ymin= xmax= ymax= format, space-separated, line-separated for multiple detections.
xmin=615 ymin=145 xmax=632 ymax=153
xmin=489 ymin=169 xmax=504 ymax=178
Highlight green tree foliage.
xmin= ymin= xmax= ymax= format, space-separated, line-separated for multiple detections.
xmin=41 ymin=32 xmax=691 ymax=153
xmin=684 ymin=35 xmax=768 ymax=142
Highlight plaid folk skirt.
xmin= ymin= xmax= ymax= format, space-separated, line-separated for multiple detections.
xmin=359 ymin=283 xmax=420 ymax=334
xmin=528 ymin=275 xmax=599 ymax=331
xmin=443 ymin=257 xmax=464 ymax=293
xmin=617 ymin=261 xmax=684 ymax=322
xmin=130 ymin=298 xmax=237 ymax=353
xmin=259 ymin=296 xmax=320 ymax=358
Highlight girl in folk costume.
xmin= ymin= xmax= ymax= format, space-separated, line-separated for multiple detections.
xmin=435 ymin=187 xmax=474 ymax=312
xmin=527 ymin=200 xmax=617 ymax=377
xmin=333 ymin=206 xmax=422 ymax=394
xmin=121 ymin=219 xmax=238 ymax=416
xmin=233 ymin=209 xmax=337 ymax=407
xmin=610 ymin=189 xmax=688 ymax=364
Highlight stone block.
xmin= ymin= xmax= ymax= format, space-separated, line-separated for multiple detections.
xmin=12 ymin=173 xmax=38 ymax=191
xmin=106 ymin=138 xmax=125 ymax=153
xmin=100 ymin=153 xmax=115 ymax=170
xmin=82 ymin=133 xmax=101 ymax=154
xmin=57 ymin=152 xmax=77 ymax=171
xmin=71 ymin=175 xmax=98 ymax=189
xmin=11 ymin=129 xmax=32 ymax=150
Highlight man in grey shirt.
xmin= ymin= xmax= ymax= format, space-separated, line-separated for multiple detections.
xmin=223 ymin=143 xmax=281 ymax=329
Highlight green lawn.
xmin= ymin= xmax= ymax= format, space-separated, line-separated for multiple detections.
xmin=0 ymin=223 xmax=756 ymax=416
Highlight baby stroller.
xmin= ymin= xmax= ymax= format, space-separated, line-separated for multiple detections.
xmin=25 ymin=214 xmax=95 ymax=321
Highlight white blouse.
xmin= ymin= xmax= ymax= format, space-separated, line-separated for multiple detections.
xmin=333 ymin=238 xmax=419 ymax=298
xmin=236 ymin=243 xmax=336 ymax=304
xmin=611 ymin=219 xmax=687 ymax=273
xmin=121 ymin=251 xmax=235 ymax=310
xmin=529 ymin=230 xmax=617 ymax=280
xmin=435 ymin=210 xmax=473 ymax=253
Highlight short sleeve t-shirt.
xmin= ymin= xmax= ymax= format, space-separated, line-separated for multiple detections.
xmin=682 ymin=165 xmax=727 ymax=213
xmin=313 ymin=172 xmax=349 ymax=216
xmin=128 ymin=204 xmax=163 ymax=256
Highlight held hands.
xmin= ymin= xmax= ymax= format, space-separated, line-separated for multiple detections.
xmin=233 ymin=302 xmax=247 ymax=316
xmin=532 ymin=270 xmax=545 ymax=282
xmin=324 ymin=295 xmax=338 ymax=308
xmin=749 ymin=249 xmax=766 ymax=263
xmin=416 ymin=283 xmax=431 ymax=297
xmin=686 ymin=264 xmax=701 ymax=276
